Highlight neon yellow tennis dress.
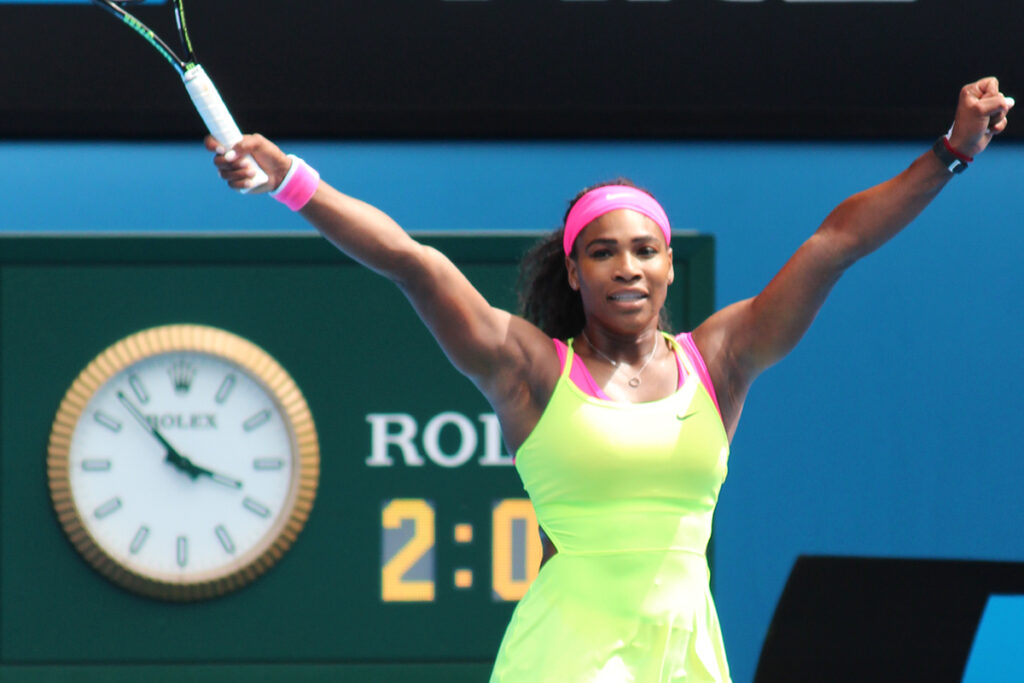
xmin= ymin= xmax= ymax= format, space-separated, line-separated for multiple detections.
xmin=490 ymin=334 xmax=731 ymax=682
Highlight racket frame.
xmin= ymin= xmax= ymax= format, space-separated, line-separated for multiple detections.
xmin=91 ymin=0 xmax=268 ymax=191
xmin=92 ymin=0 xmax=192 ymax=75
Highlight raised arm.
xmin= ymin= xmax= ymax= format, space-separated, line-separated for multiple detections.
xmin=205 ymin=135 xmax=558 ymax=429
xmin=694 ymin=77 xmax=1014 ymax=439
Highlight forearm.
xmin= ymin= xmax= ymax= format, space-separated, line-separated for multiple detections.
xmin=689 ymin=77 xmax=1012 ymax=424
xmin=820 ymin=76 xmax=1013 ymax=268
xmin=299 ymin=181 xmax=428 ymax=286
xmin=208 ymin=135 xmax=431 ymax=287
xmin=818 ymin=149 xmax=951 ymax=268
xmin=705 ymin=144 xmax=964 ymax=386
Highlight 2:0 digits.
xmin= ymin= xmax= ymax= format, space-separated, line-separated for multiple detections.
xmin=381 ymin=498 xmax=542 ymax=603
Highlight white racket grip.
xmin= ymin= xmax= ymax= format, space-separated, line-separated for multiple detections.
xmin=182 ymin=65 xmax=268 ymax=193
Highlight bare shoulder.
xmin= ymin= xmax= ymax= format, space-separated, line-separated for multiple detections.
xmin=476 ymin=314 xmax=561 ymax=453
xmin=485 ymin=314 xmax=561 ymax=410
xmin=692 ymin=299 xmax=752 ymax=375
xmin=691 ymin=299 xmax=757 ymax=440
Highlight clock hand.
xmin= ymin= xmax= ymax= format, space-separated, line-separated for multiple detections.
xmin=161 ymin=450 xmax=243 ymax=488
xmin=116 ymin=391 xmax=195 ymax=471
xmin=116 ymin=392 xmax=243 ymax=488
xmin=184 ymin=460 xmax=244 ymax=489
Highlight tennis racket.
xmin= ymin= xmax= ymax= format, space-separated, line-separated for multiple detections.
xmin=93 ymin=0 xmax=268 ymax=190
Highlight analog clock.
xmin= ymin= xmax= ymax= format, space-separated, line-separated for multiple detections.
xmin=47 ymin=324 xmax=319 ymax=601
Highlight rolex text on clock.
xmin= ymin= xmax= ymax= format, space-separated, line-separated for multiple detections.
xmin=47 ymin=324 xmax=319 ymax=601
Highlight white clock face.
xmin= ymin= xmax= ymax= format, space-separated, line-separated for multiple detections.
xmin=69 ymin=351 xmax=294 ymax=583
xmin=48 ymin=325 xmax=319 ymax=600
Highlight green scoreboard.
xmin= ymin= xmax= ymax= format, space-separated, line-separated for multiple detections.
xmin=0 ymin=234 xmax=714 ymax=681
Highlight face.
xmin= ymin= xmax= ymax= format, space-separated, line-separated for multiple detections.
xmin=565 ymin=209 xmax=674 ymax=334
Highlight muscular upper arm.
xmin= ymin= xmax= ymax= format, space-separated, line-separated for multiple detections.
xmin=296 ymin=182 xmax=553 ymax=385
xmin=288 ymin=178 xmax=557 ymax=420
xmin=693 ymin=230 xmax=850 ymax=435
xmin=691 ymin=137 xmax=975 ymax=435
xmin=396 ymin=243 xmax=556 ymax=397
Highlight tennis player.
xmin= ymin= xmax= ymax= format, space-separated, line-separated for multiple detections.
xmin=208 ymin=76 xmax=1011 ymax=682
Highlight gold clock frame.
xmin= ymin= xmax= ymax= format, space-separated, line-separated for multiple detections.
xmin=47 ymin=324 xmax=320 ymax=601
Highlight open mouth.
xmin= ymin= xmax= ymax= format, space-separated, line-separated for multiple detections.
xmin=609 ymin=292 xmax=647 ymax=302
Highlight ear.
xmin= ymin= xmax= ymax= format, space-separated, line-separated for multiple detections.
xmin=667 ymin=246 xmax=675 ymax=286
xmin=565 ymin=254 xmax=580 ymax=291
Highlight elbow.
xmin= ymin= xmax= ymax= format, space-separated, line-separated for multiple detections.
xmin=813 ymin=220 xmax=868 ymax=273
xmin=388 ymin=242 xmax=438 ymax=290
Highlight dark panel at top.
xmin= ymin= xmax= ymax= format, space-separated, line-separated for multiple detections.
xmin=1 ymin=0 xmax=1020 ymax=139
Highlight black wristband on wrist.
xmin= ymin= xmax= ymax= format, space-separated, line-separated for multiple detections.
xmin=932 ymin=136 xmax=968 ymax=175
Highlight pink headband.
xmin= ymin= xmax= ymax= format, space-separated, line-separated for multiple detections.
xmin=563 ymin=185 xmax=671 ymax=255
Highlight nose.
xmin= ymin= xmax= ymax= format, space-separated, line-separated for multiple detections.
xmin=613 ymin=252 xmax=642 ymax=281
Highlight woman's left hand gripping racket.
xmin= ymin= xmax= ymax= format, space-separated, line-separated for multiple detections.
xmin=93 ymin=0 xmax=269 ymax=191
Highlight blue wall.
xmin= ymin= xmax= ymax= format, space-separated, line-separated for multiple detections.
xmin=4 ymin=140 xmax=1023 ymax=682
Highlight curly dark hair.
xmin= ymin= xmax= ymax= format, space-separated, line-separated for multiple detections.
xmin=517 ymin=178 xmax=674 ymax=340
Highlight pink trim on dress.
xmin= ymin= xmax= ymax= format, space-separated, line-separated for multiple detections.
xmin=552 ymin=335 xmax=722 ymax=419
xmin=553 ymin=339 xmax=614 ymax=401
xmin=675 ymin=332 xmax=721 ymax=416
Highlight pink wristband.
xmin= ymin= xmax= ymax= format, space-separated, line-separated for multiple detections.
xmin=271 ymin=155 xmax=320 ymax=211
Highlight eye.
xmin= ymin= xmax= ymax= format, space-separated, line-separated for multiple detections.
xmin=588 ymin=247 xmax=613 ymax=259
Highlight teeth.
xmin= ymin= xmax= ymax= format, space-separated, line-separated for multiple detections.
xmin=611 ymin=293 xmax=644 ymax=301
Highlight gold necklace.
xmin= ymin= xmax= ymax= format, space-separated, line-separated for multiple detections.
xmin=581 ymin=330 xmax=660 ymax=388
